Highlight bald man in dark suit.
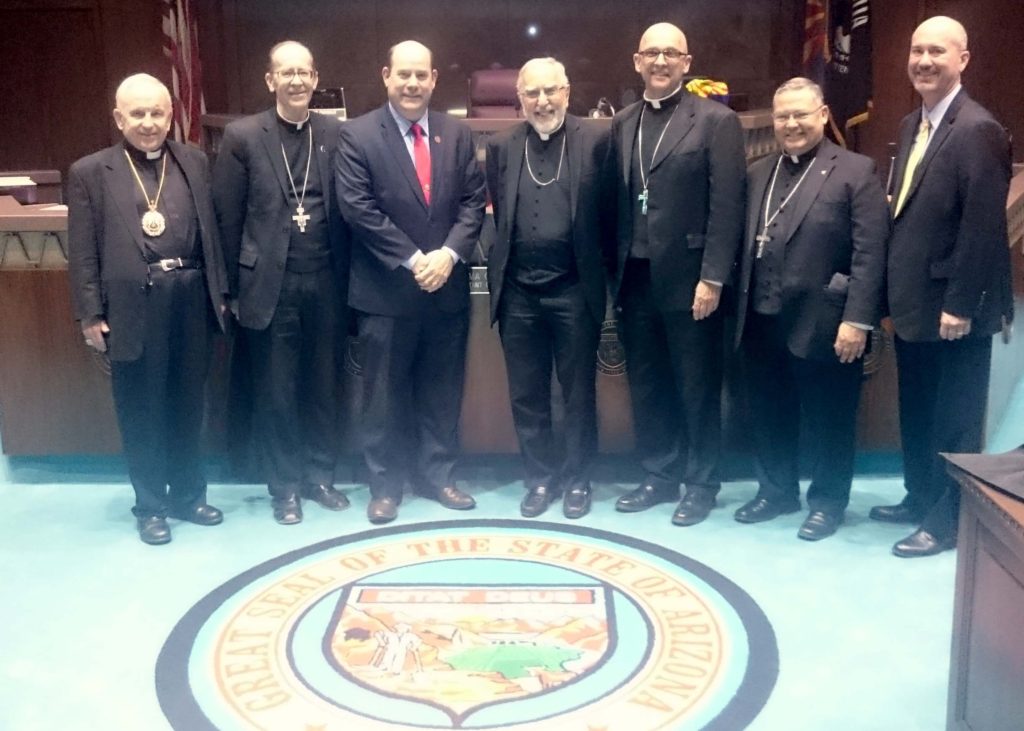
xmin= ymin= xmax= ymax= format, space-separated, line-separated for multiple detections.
xmin=871 ymin=16 xmax=1013 ymax=557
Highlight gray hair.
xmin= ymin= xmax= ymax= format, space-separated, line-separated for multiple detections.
xmin=773 ymin=77 xmax=824 ymax=105
xmin=115 ymin=73 xmax=171 ymax=107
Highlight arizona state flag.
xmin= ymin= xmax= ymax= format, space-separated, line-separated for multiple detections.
xmin=823 ymin=0 xmax=872 ymax=147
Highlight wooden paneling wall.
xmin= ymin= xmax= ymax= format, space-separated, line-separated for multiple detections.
xmin=2 ymin=0 xmax=1020 ymax=182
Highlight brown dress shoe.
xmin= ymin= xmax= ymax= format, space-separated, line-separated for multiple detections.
xmin=734 ymin=497 xmax=801 ymax=524
xmin=563 ymin=486 xmax=592 ymax=519
xmin=521 ymin=485 xmax=560 ymax=518
xmin=137 ymin=515 xmax=172 ymax=545
xmin=368 ymin=496 xmax=399 ymax=524
xmin=892 ymin=529 xmax=956 ymax=558
xmin=615 ymin=483 xmax=678 ymax=513
xmin=302 ymin=484 xmax=350 ymax=511
xmin=168 ymin=503 xmax=223 ymax=526
xmin=797 ymin=510 xmax=842 ymax=541
xmin=436 ymin=485 xmax=476 ymax=510
xmin=869 ymin=502 xmax=925 ymax=524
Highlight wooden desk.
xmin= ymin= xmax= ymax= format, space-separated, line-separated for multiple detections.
xmin=947 ymin=464 xmax=1024 ymax=730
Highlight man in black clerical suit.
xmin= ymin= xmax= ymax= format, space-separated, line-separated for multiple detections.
xmin=609 ymin=22 xmax=746 ymax=526
xmin=213 ymin=41 xmax=350 ymax=525
xmin=67 ymin=74 xmax=228 ymax=545
xmin=336 ymin=41 xmax=486 ymax=524
xmin=734 ymin=78 xmax=890 ymax=541
xmin=870 ymin=16 xmax=1013 ymax=558
xmin=485 ymin=58 xmax=613 ymax=519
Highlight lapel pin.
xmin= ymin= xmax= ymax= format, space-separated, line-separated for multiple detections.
xmin=434 ymin=135 xmax=441 ymax=144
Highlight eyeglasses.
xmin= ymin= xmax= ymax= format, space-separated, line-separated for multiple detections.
xmin=520 ymin=85 xmax=567 ymax=100
xmin=275 ymin=69 xmax=315 ymax=81
xmin=772 ymin=105 xmax=825 ymax=123
xmin=637 ymin=48 xmax=688 ymax=61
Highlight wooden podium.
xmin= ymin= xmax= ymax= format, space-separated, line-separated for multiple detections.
xmin=946 ymin=463 xmax=1024 ymax=730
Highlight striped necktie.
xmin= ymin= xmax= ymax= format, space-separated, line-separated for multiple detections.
xmin=894 ymin=118 xmax=931 ymax=216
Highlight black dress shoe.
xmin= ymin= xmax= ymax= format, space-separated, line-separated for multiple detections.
xmin=563 ymin=486 xmax=592 ymax=520
xmin=892 ymin=529 xmax=956 ymax=558
xmin=734 ymin=497 xmax=801 ymax=524
xmin=137 ymin=516 xmax=171 ymax=545
xmin=368 ymin=496 xmax=399 ymax=524
xmin=521 ymin=485 xmax=560 ymax=518
xmin=302 ymin=483 xmax=350 ymax=511
xmin=168 ymin=503 xmax=223 ymax=526
xmin=869 ymin=502 xmax=925 ymax=524
xmin=797 ymin=510 xmax=842 ymax=541
xmin=272 ymin=496 xmax=303 ymax=525
xmin=615 ymin=483 xmax=677 ymax=513
xmin=671 ymin=490 xmax=716 ymax=526
xmin=435 ymin=485 xmax=476 ymax=510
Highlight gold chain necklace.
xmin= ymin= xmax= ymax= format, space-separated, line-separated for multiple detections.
xmin=124 ymin=150 xmax=168 ymax=237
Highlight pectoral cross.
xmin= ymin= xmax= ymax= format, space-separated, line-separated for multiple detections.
xmin=638 ymin=188 xmax=649 ymax=216
xmin=292 ymin=205 xmax=310 ymax=233
xmin=755 ymin=232 xmax=772 ymax=259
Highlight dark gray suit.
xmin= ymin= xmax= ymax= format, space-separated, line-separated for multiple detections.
xmin=68 ymin=141 xmax=227 ymax=516
xmin=736 ymin=139 xmax=890 ymax=511
xmin=886 ymin=89 xmax=1013 ymax=538
xmin=336 ymin=105 xmax=486 ymax=500
xmin=213 ymin=109 xmax=350 ymax=497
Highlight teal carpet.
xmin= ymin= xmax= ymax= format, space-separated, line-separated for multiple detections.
xmin=3 ymin=377 xmax=1022 ymax=730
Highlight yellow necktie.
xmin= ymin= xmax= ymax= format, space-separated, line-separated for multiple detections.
xmin=894 ymin=118 xmax=930 ymax=215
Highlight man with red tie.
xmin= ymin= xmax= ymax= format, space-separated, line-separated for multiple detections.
xmin=336 ymin=40 xmax=486 ymax=523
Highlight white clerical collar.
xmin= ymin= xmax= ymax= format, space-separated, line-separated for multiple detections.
xmin=643 ymin=85 xmax=683 ymax=110
xmin=532 ymin=120 xmax=565 ymax=142
xmin=146 ymin=149 xmax=163 ymax=160
xmin=277 ymin=110 xmax=311 ymax=131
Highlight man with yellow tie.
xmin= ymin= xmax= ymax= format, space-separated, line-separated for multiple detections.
xmin=871 ymin=16 xmax=1013 ymax=557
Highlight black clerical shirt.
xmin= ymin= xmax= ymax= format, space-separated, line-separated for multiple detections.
xmin=510 ymin=123 xmax=576 ymax=290
xmin=629 ymin=87 xmax=683 ymax=260
xmin=125 ymin=142 xmax=198 ymax=262
xmin=751 ymin=141 xmax=822 ymax=316
xmin=278 ymin=115 xmax=330 ymax=271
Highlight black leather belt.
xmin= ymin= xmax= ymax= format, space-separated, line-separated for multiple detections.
xmin=147 ymin=258 xmax=202 ymax=272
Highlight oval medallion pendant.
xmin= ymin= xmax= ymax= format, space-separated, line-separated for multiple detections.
xmin=142 ymin=210 xmax=166 ymax=237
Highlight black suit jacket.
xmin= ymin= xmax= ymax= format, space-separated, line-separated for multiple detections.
xmin=609 ymin=93 xmax=747 ymax=309
xmin=335 ymin=105 xmax=486 ymax=317
xmin=736 ymin=139 xmax=891 ymax=361
xmin=484 ymin=115 xmax=614 ymax=324
xmin=886 ymin=89 xmax=1013 ymax=342
xmin=212 ymin=109 xmax=349 ymax=330
xmin=67 ymin=141 xmax=227 ymax=361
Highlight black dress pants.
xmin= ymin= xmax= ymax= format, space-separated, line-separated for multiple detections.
xmin=618 ymin=260 xmax=722 ymax=495
xmin=247 ymin=267 xmax=342 ymax=498
xmin=744 ymin=313 xmax=863 ymax=513
xmin=357 ymin=303 xmax=469 ymax=501
xmin=498 ymin=280 xmax=600 ymax=493
xmin=895 ymin=334 xmax=992 ymax=539
xmin=110 ymin=269 xmax=213 ymax=517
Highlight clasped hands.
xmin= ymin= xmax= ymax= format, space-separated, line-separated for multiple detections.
xmin=413 ymin=249 xmax=453 ymax=293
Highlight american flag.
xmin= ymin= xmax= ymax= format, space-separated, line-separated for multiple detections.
xmin=162 ymin=0 xmax=205 ymax=145
xmin=802 ymin=0 xmax=828 ymax=83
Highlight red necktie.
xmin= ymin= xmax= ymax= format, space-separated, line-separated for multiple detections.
xmin=410 ymin=122 xmax=431 ymax=204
